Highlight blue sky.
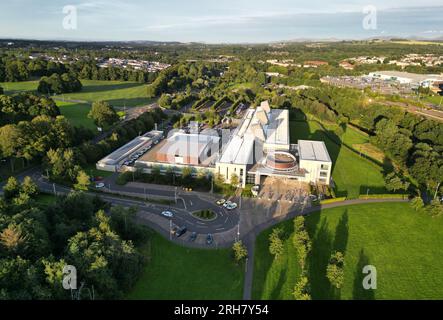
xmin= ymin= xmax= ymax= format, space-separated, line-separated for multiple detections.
xmin=1 ymin=0 xmax=443 ymax=42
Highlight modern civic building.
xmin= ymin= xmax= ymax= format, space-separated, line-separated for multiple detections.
xmin=216 ymin=101 xmax=331 ymax=187
xmin=97 ymin=101 xmax=332 ymax=188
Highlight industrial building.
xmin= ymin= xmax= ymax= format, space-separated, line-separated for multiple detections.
xmin=368 ymin=71 xmax=443 ymax=88
xmin=96 ymin=101 xmax=332 ymax=188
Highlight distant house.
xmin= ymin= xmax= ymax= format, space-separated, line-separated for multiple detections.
xmin=303 ymin=60 xmax=329 ymax=68
xmin=339 ymin=61 xmax=355 ymax=70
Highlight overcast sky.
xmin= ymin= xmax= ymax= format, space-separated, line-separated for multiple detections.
xmin=1 ymin=0 xmax=443 ymax=42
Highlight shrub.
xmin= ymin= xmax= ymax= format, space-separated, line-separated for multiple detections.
xmin=232 ymin=241 xmax=248 ymax=263
xmin=326 ymin=251 xmax=345 ymax=289
xmin=269 ymin=227 xmax=284 ymax=258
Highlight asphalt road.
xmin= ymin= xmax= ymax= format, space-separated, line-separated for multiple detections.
xmin=6 ymin=168 xmax=240 ymax=235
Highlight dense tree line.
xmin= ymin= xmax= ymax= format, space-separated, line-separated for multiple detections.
xmin=0 ymin=93 xmax=60 ymax=126
xmin=288 ymin=86 xmax=443 ymax=194
xmin=0 ymin=56 xmax=68 ymax=82
xmin=0 ymin=178 xmax=147 ymax=299
xmin=37 ymin=73 xmax=82 ymax=95
xmin=147 ymin=62 xmax=224 ymax=98
xmin=74 ymin=61 xmax=157 ymax=83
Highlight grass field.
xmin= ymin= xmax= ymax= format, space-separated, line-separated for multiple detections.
xmin=56 ymin=101 xmax=96 ymax=130
xmin=252 ymin=202 xmax=443 ymax=300
xmin=1 ymin=80 xmax=152 ymax=107
xmin=0 ymin=80 xmax=39 ymax=93
xmin=290 ymin=120 xmax=387 ymax=198
xmin=127 ymin=232 xmax=244 ymax=300
xmin=55 ymin=80 xmax=152 ymax=107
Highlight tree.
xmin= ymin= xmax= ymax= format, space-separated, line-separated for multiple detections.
xmin=158 ymin=94 xmax=172 ymax=108
xmin=37 ymin=73 xmax=82 ymax=95
xmin=384 ymin=172 xmax=410 ymax=192
xmin=74 ymin=170 xmax=91 ymax=191
xmin=294 ymin=276 xmax=311 ymax=300
xmin=0 ymin=124 xmax=21 ymax=170
xmin=326 ymin=251 xmax=345 ymax=289
xmin=65 ymin=211 xmax=144 ymax=298
xmin=410 ymin=196 xmax=424 ymax=212
xmin=3 ymin=176 xmax=20 ymax=201
xmin=427 ymin=199 xmax=443 ymax=217
xmin=269 ymin=227 xmax=284 ymax=258
xmin=0 ymin=86 xmax=3 ymax=95
xmin=230 ymin=173 xmax=239 ymax=187
xmin=0 ymin=223 xmax=28 ymax=254
xmin=21 ymin=176 xmax=39 ymax=198
xmin=45 ymin=148 xmax=81 ymax=182
xmin=293 ymin=216 xmax=311 ymax=269
xmin=88 ymin=101 xmax=119 ymax=128
xmin=232 ymin=241 xmax=248 ymax=263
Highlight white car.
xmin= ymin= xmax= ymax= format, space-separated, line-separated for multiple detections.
xmin=95 ymin=183 xmax=105 ymax=188
xmin=223 ymin=201 xmax=232 ymax=208
xmin=161 ymin=210 xmax=174 ymax=218
xmin=226 ymin=202 xmax=238 ymax=210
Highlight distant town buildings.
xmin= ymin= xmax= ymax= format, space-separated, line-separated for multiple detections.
xmin=97 ymin=58 xmax=171 ymax=72
xmin=303 ymin=60 xmax=329 ymax=68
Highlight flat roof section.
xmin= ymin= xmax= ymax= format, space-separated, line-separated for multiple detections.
xmin=98 ymin=130 xmax=163 ymax=166
xmin=298 ymin=140 xmax=332 ymax=162
xmin=157 ymin=133 xmax=219 ymax=158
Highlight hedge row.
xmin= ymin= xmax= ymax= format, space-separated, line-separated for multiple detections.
xmin=358 ymin=194 xmax=408 ymax=200
xmin=319 ymin=197 xmax=347 ymax=205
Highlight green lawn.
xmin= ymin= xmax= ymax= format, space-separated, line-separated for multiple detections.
xmin=57 ymin=101 xmax=96 ymax=130
xmin=127 ymin=232 xmax=244 ymax=300
xmin=424 ymin=95 xmax=443 ymax=106
xmin=1 ymin=80 xmax=152 ymax=107
xmin=252 ymin=202 xmax=443 ymax=300
xmin=0 ymin=80 xmax=39 ymax=93
xmin=55 ymin=80 xmax=152 ymax=107
xmin=291 ymin=120 xmax=387 ymax=198
xmin=35 ymin=193 xmax=57 ymax=206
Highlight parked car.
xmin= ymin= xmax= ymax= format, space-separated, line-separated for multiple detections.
xmin=95 ymin=183 xmax=105 ymax=189
xmin=176 ymin=226 xmax=187 ymax=238
xmin=216 ymin=199 xmax=226 ymax=206
xmin=206 ymin=234 xmax=214 ymax=245
xmin=161 ymin=210 xmax=174 ymax=218
xmin=309 ymin=194 xmax=318 ymax=202
xmin=189 ymin=232 xmax=197 ymax=242
xmin=226 ymin=202 xmax=238 ymax=210
xmin=223 ymin=201 xmax=233 ymax=208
